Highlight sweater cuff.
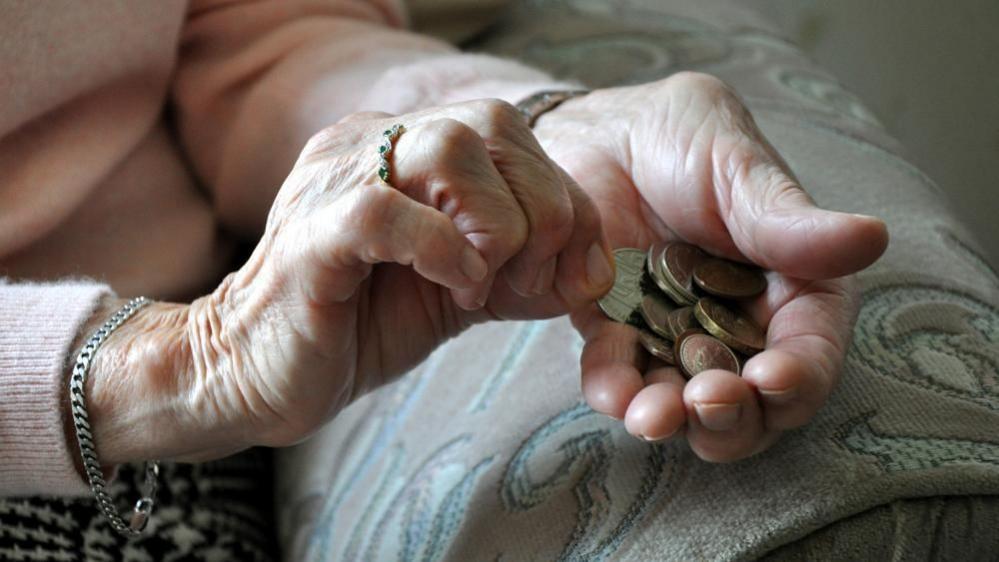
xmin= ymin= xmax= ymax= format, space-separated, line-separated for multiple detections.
xmin=0 ymin=280 xmax=112 ymax=497
xmin=359 ymin=53 xmax=581 ymax=114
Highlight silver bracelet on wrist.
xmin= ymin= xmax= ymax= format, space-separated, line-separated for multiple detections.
xmin=68 ymin=296 xmax=160 ymax=537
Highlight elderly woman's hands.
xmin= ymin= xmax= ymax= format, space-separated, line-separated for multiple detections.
xmin=81 ymin=100 xmax=613 ymax=465
xmin=532 ymin=72 xmax=890 ymax=461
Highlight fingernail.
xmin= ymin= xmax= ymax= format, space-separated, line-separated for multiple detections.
xmin=852 ymin=213 xmax=888 ymax=229
xmin=639 ymin=427 xmax=679 ymax=442
xmin=461 ymin=246 xmax=488 ymax=282
xmin=531 ymin=257 xmax=558 ymax=295
xmin=694 ymin=402 xmax=741 ymax=431
xmin=759 ymin=385 xmax=798 ymax=405
xmin=585 ymin=242 xmax=614 ymax=290
xmin=849 ymin=212 xmax=880 ymax=221
xmin=474 ymin=289 xmax=489 ymax=309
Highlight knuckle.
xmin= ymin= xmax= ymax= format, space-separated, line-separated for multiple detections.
xmin=302 ymin=124 xmax=346 ymax=157
xmin=533 ymin=196 xmax=575 ymax=243
xmin=359 ymin=192 xmax=409 ymax=263
xmin=470 ymin=98 xmax=523 ymax=129
xmin=303 ymin=122 xmax=372 ymax=161
xmin=416 ymin=216 xmax=453 ymax=259
xmin=347 ymin=185 xmax=399 ymax=237
xmin=423 ymin=118 xmax=484 ymax=160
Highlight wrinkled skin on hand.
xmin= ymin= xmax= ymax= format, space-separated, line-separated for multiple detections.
xmin=533 ymin=72 xmax=889 ymax=461
xmin=181 ymin=100 xmax=616 ymax=451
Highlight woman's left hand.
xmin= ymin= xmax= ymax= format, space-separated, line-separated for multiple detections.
xmin=532 ymin=72 xmax=890 ymax=461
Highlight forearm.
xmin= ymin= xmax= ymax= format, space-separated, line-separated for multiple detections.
xmin=174 ymin=0 xmax=571 ymax=237
xmin=214 ymin=53 xmax=566 ymax=236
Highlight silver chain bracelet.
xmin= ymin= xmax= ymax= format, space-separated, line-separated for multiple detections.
xmin=69 ymin=296 xmax=160 ymax=537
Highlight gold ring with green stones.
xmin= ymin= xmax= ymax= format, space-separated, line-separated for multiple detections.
xmin=377 ymin=124 xmax=405 ymax=183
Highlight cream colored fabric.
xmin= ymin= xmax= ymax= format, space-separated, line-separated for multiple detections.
xmin=760 ymin=496 xmax=999 ymax=561
xmin=277 ymin=1 xmax=999 ymax=560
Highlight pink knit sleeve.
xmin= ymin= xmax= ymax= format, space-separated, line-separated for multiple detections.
xmin=0 ymin=280 xmax=111 ymax=497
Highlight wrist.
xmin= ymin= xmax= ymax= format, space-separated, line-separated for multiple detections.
xmin=64 ymin=297 xmax=235 ymax=471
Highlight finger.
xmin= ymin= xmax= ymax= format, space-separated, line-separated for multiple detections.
xmin=703 ymin=77 xmax=888 ymax=279
xmin=683 ymin=369 xmax=769 ymax=462
xmin=392 ymin=118 xmax=529 ymax=310
xmin=469 ymin=101 xmax=575 ymax=298
xmin=300 ymin=183 xmax=488 ymax=306
xmin=741 ymin=275 xmax=858 ymax=431
xmin=625 ymin=366 xmax=686 ymax=441
xmin=467 ymin=100 xmax=574 ymax=298
xmin=572 ymin=305 xmax=646 ymax=419
xmin=639 ymin=72 xmax=889 ymax=280
xmin=454 ymin=171 xmax=614 ymax=322
xmin=724 ymin=155 xmax=889 ymax=280
xmin=553 ymin=171 xmax=616 ymax=308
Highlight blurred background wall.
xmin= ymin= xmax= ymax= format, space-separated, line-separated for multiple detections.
xmin=747 ymin=0 xmax=999 ymax=266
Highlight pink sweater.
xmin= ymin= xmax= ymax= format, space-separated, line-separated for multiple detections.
xmin=0 ymin=0 xmax=565 ymax=496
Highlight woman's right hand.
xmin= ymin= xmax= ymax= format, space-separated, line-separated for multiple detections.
xmin=80 ymin=100 xmax=614 ymax=466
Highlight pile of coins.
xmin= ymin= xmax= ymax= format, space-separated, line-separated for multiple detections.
xmin=597 ymin=243 xmax=768 ymax=379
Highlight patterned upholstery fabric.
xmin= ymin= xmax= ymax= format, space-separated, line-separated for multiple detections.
xmin=276 ymin=0 xmax=999 ymax=560
xmin=0 ymin=449 xmax=278 ymax=561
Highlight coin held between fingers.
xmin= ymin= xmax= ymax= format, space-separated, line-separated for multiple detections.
xmin=597 ymin=248 xmax=645 ymax=323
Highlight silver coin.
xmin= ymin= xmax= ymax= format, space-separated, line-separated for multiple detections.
xmin=597 ymin=248 xmax=646 ymax=323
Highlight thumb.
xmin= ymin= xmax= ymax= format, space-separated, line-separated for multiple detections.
xmin=720 ymin=127 xmax=888 ymax=280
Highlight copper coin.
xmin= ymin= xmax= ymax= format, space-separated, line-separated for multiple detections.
xmin=693 ymin=297 xmax=766 ymax=355
xmin=661 ymin=242 xmax=708 ymax=305
xmin=597 ymin=248 xmax=645 ymax=323
xmin=639 ymin=329 xmax=675 ymax=365
xmin=693 ymin=257 xmax=766 ymax=299
xmin=676 ymin=330 xmax=741 ymax=378
xmin=646 ymin=244 xmax=683 ymax=303
xmin=667 ymin=306 xmax=699 ymax=339
xmin=645 ymin=244 xmax=691 ymax=306
xmin=639 ymin=291 xmax=674 ymax=339
xmin=672 ymin=328 xmax=704 ymax=379
xmin=646 ymin=243 xmax=667 ymax=279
